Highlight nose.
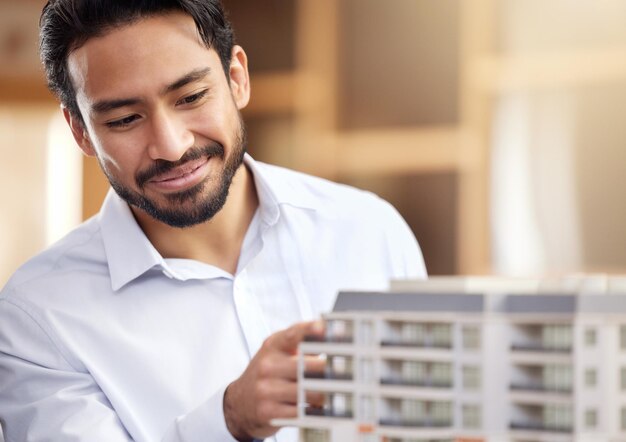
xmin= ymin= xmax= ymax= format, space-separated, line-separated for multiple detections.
xmin=146 ymin=109 xmax=194 ymax=162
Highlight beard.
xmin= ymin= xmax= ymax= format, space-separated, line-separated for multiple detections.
xmin=103 ymin=119 xmax=247 ymax=228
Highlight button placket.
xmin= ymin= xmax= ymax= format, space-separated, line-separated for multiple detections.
xmin=232 ymin=269 xmax=272 ymax=360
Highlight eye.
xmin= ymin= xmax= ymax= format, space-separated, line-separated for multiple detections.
xmin=105 ymin=114 xmax=140 ymax=129
xmin=176 ymin=89 xmax=208 ymax=106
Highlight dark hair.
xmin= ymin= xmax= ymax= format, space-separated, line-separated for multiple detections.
xmin=39 ymin=0 xmax=235 ymax=122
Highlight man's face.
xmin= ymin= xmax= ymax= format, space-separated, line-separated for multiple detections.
xmin=65 ymin=12 xmax=250 ymax=228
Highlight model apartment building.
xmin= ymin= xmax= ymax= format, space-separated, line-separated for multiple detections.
xmin=275 ymin=276 xmax=626 ymax=442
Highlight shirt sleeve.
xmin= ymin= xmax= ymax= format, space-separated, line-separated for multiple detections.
xmin=161 ymin=383 xmax=237 ymax=442
xmin=0 ymin=298 xmax=238 ymax=442
xmin=0 ymin=298 xmax=133 ymax=441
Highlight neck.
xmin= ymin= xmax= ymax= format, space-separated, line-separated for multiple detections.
xmin=132 ymin=163 xmax=258 ymax=275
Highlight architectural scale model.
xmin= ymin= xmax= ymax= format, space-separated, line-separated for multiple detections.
xmin=274 ymin=275 xmax=626 ymax=442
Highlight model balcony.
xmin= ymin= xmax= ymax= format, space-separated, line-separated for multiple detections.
xmin=382 ymin=322 xmax=453 ymax=350
xmin=509 ymin=383 xmax=572 ymax=394
xmin=303 ymin=335 xmax=353 ymax=344
xmin=380 ymin=398 xmax=453 ymax=430
xmin=509 ymin=422 xmax=573 ymax=433
xmin=381 ymin=340 xmax=452 ymax=349
xmin=380 ymin=377 xmax=453 ymax=388
xmin=303 ymin=371 xmax=353 ymax=381
xmin=304 ymin=391 xmax=353 ymax=419
xmin=381 ymin=360 xmax=453 ymax=391
xmin=510 ymin=403 xmax=573 ymax=435
xmin=304 ymin=406 xmax=353 ymax=419
xmin=510 ymin=343 xmax=571 ymax=353
xmin=510 ymin=324 xmax=572 ymax=355
xmin=379 ymin=418 xmax=453 ymax=428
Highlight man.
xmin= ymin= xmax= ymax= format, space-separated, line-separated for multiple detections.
xmin=0 ymin=1 xmax=426 ymax=441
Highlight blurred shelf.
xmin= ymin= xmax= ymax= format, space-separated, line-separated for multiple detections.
xmin=333 ymin=127 xmax=467 ymax=177
xmin=471 ymin=48 xmax=626 ymax=93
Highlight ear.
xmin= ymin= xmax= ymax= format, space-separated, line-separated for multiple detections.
xmin=62 ymin=107 xmax=96 ymax=157
xmin=228 ymin=45 xmax=250 ymax=110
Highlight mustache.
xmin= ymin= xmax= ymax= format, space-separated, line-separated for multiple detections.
xmin=135 ymin=143 xmax=224 ymax=188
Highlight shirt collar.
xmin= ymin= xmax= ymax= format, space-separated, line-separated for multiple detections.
xmin=98 ymin=154 xmax=317 ymax=291
xmin=243 ymin=153 xmax=318 ymax=215
xmin=98 ymin=190 xmax=166 ymax=291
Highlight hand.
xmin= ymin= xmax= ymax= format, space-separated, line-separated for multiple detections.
xmin=223 ymin=320 xmax=325 ymax=441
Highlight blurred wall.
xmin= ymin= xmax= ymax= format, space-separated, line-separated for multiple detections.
xmin=491 ymin=0 xmax=626 ymax=275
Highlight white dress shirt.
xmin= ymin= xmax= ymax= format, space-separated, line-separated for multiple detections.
xmin=0 ymin=155 xmax=426 ymax=442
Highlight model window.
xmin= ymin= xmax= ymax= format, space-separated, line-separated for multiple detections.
xmin=431 ymin=362 xmax=453 ymax=387
xmin=585 ymin=409 xmax=598 ymax=428
xmin=462 ymin=365 xmax=481 ymax=390
xmin=432 ymin=323 xmax=452 ymax=348
xmin=401 ymin=322 xmax=426 ymax=346
xmin=585 ymin=368 xmax=598 ymax=387
xmin=401 ymin=360 xmax=426 ymax=384
xmin=302 ymin=428 xmax=329 ymax=442
xmin=585 ymin=368 xmax=597 ymax=387
xmin=431 ymin=401 xmax=453 ymax=424
xmin=543 ymin=404 xmax=573 ymax=431
xmin=542 ymin=324 xmax=572 ymax=350
xmin=462 ymin=325 xmax=481 ymax=350
xmin=543 ymin=364 xmax=573 ymax=392
xmin=585 ymin=327 xmax=597 ymax=346
xmin=327 ymin=355 xmax=353 ymax=380
xmin=621 ymin=325 xmax=626 ymax=350
xmin=400 ymin=399 xmax=425 ymax=422
xmin=621 ymin=367 xmax=626 ymax=390
xmin=462 ymin=404 xmax=482 ymax=429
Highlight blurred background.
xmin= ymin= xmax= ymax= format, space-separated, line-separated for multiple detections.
xmin=2 ymin=1 xmax=626 ymax=440
xmin=3 ymin=0 xmax=626 ymax=287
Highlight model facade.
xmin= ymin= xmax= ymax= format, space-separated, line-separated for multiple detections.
xmin=276 ymin=276 xmax=626 ymax=442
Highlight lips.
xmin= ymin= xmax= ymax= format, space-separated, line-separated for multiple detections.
xmin=149 ymin=157 xmax=209 ymax=183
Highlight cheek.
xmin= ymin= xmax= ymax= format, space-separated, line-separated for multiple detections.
xmin=91 ymin=138 xmax=140 ymax=178
xmin=190 ymin=105 xmax=233 ymax=144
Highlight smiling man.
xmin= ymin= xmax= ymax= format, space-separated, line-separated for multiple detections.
xmin=0 ymin=1 xmax=426 ymax=441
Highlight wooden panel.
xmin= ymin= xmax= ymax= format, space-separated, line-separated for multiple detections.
xmin=243 ymin=71 xmax=296 ymax=115
xmin=82 ymin=156 xmax=109 ymax=221
xmin=0 ymin=78 xmax=54 ymax=102
xmin=222 ymin=0 xmax=296 ymax=73
xmin=337 ymin=0 xmax=460 ymax=130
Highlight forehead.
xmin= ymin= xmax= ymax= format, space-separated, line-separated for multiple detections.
xmin=67 ymin=12 xmax=220 ymax=104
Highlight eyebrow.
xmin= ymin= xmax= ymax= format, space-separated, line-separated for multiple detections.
xmin=90 ymin=67 xmax=212 ymax=115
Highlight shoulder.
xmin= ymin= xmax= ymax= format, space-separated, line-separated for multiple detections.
xmin=256 ymin=161 xmax=397 ymax=219
xmin=1 ymin=217 xmax=106 ymax=300
xmin=255 ymin=161 xmax=427 ymax=278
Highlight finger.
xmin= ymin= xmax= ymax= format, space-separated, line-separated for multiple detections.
xmin=258 ymin=381 xmax=327 ymax=409
xmin=264 ymin=402 xmax=298 ymax=421
xmin=255 ymin=403 xmax=298 ymax=439
xmin=263 ymin=354 xmax=327 ymax=381
xmin=270 ymin=320 xmax=325 ymax=353
xmin=303 ymin=354 xmax=326 ymax=374
xmin=257 ymin=379 xmax=298 ymax=404
xmin=305 ymin=390 xmax=325 ymax=408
